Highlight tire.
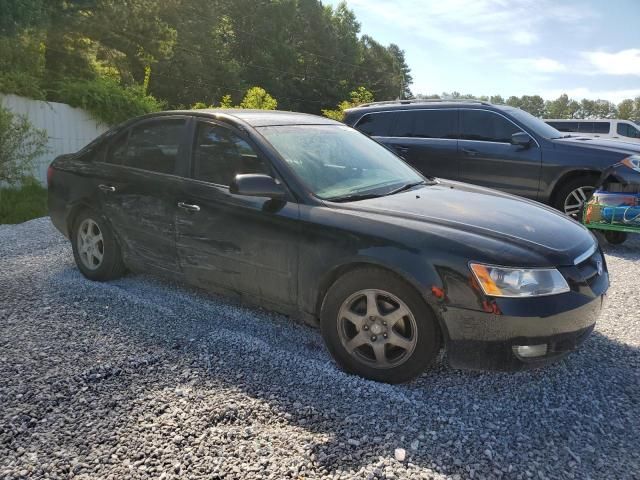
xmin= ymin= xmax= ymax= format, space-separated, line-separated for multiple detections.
xmin=553 ymin=176 xmax=598 ymax=218
xmin=71 ymin=209 xmax=126 ymax=281
xmin=603 ymin=230 xmax=628 ymax=245
xmin=320 ymin=267 xmax=440 ymax=383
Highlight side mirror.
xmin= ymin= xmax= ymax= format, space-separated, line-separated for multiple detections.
xmin=511 ymin=132 xmax=532 ymax=147
xmin=230 ymin=174 xmax=286 ymax=200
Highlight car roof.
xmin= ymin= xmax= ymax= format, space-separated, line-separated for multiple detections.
xmin=151 ymin=109 xmax=342 ymax=127
xmin=344 ymin=100 xmax=499 ymax=115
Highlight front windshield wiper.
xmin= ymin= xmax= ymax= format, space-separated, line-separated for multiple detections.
xmin=325 ymin=192 xmax=387 ymax=203
xmin=385 ymin=180 xmax=430 ymax=196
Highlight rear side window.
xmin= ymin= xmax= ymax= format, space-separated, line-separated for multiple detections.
xmin=617 ymin=122 xmax=640 ymax=138
xmin=192 ymin=123 xmax=269 ymax=186
xmin=355 ymin=112 xmax=396 ymax=136
xmin=391 ymin=110 xmax=458 ymax=139
xmin=578 ymin=122 xmax=610 ymax=134
xmin=548 ymin=121 xmax=579 ymax=132
xmin=110 ymin=119 xmax=186 ymax=174
xmin=460 ymin=110 xmax=521 ymax=143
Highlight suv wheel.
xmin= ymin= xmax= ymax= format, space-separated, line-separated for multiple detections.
xmin=320 ymin=268 xmax=440 ymax=383
xmin=554 ymin=177 xmax=598 ymax=218
xmin=71 ymin=209 xmax=127 ymax=281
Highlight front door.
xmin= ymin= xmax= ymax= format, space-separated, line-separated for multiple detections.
xmin=96 ymin=116 xmax=190 ymax=273
xmin=175 ymin=120 xmax=299 ymax=306
xmin=457 ymin=109 xmax=542 ymax=199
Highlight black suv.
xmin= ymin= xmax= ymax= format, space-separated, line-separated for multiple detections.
xmin=344 ymin=100 xmax=640 ymax=216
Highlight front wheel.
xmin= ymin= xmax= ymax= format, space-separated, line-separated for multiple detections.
xmin=553 ymin=177 xmax=597 ymax=218
xmin=320 ymin=268 xmax=440 ymax=383
xmin=71 ymin=209 xmax=126 ymax=281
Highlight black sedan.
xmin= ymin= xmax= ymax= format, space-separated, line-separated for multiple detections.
xmin=48 ymin=110 xmax=609 ymax=383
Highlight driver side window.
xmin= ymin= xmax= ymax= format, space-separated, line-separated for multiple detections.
xmin=192 ymin=122 xmax=270 ymax=186
xmin=461 ymin=110 xmax=522 ymax=143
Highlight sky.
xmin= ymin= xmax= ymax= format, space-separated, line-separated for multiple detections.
xmin=325 ymin=0 xmax=640 ymax=103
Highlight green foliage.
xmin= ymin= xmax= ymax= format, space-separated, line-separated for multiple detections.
xmin=239 ymin=87 xmax=277 ymax=110
xmin=190 ymin=102 xmax=212 ymax=109
xmin=219 ymin=95 xmax=233 ymax=108
xmin=0 ymin=0 xmax=48 ymax=35
xmin=0 ymin=106 xmax=48 ymax=185
xmin=1 ymin=0 xmax=411 ymax=117
xmin=322 ymin=87 xmax=374 ymax=121
xmin=0 ymin=33 xmax=46 ymax=99
xmin=51 ymin=76 xmax=165 ymax=125
xmin=618 ymin=99 xmax=635 ymax=120
xmin=0 ymin=178 xmax=48 ymax=224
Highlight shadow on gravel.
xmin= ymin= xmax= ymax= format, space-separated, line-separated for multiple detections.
xmin=598 ymin=232 xmax=640 ymax=261
xmin=41 ymin=262 xmax=640 ymax=480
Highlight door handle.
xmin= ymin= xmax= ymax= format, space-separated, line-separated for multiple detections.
xmin=98 ymin=184 xmax=116 ymax=192
xmin=178 ymin=201 xmax=201 ymax=212
xmin=462 ymin=148 xmax=478 ymax=156
xmin=395 ymin=146 xmax=410 ymax=154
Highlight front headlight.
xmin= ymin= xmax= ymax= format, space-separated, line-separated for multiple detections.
xmin=469 ymin=263 xmax=570 ymax=298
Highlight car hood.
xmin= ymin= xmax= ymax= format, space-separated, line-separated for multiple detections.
xmin=329 ymin=180 xmax=595 ymax=266
xmin=552 ymin=136 xmax=640 ymax=154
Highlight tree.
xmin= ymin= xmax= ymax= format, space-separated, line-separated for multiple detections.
xmin=239 ymin=87 xmax=277 ymax=110
xmin=489 ymin=95 xmax=505 ymax=104
xmin=0 ymin=106 xmax=48 ymax=184
xmin=506 ymin=96 xmax=522 ymax=109
xmin=618 ymin=99 xmax=635 ymax=120
xmin=544 ymin=94 xmax=580 ymax=119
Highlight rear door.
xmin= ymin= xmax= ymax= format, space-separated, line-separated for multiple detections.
xmin=457 ymin=109 xmax=542 ymax=199
xmin=97 ymin=116 xmax=190 ymax=273
xmin=382 ymin=109 xmax=459 ymax=180
xmin=175 ymin=119 xmax=299 ymax=306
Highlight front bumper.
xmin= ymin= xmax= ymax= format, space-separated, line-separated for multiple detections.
xmin=439 ymin=242 xmax=609 ymax=371
xmin=441 ymin=284 xmax=607 ymax=371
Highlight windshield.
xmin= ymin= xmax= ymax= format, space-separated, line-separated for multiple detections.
xmin=505 ymin=107 xmax=565 ymax=139
xmin=258 ymin=124 xmax=427 ymax=200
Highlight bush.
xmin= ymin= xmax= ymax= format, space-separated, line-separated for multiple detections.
xmin=0 ymin=106 xmax=48 ymax=185
xmin=51 ymin=76 xmax=165 ymax=125
xmin=322 ymin=87 xmax=374 ymax=121
xmin=239 ymin=87 xmax=277 ymax=110
xmin=0 ymin=178 xmax=48 ymax=224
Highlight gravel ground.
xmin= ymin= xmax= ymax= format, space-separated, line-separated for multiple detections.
xmin=1 ymin=218 xmax=639 ymax=480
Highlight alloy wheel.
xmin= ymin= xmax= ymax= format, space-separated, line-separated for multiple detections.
xmin=77 ymin=218 xmax=104 ymax=270
xmin=337 ymin=289 xmax=418 ymax=369
xmin=563 ymin=186 xmax=595 ymax=218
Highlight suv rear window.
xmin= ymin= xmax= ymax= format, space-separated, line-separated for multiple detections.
xmin=355 ymin=112 xmax=396 ymax=136
xmin=460 ymin=110 xmax=521 ymax=143
xmin=578 ymin=122 xmax=610 ymax=134
xmin=547 ymin=121 xmax=579 ymax=132
xmin=391 ymin=109 xmax=458 ymax=139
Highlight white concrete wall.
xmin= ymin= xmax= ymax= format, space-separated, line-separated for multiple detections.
xmin=1 ymin=94 xmax=109 ymax=184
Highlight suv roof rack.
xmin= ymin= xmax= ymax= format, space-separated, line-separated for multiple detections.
xmin=356 ymin=98 xmax=492 ymax=108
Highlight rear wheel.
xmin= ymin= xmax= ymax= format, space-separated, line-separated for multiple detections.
xmin=71 ymin=210 xmax=126 ymax=281
xmin=553 ymin=176 xmax=598 ymax=218
xmin=603 ymin=230 xmax=628 ymax=245
xmin=320 ymin=268 xmax=440 ymax=383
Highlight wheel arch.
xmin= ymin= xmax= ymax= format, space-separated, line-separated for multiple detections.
xmin=549 ymin=169 xmax=601 ymax=206
xmin=314 ymin=260 xmax=447 ymax=346
xmin=66 ymin=200 xmax=125 ymax=254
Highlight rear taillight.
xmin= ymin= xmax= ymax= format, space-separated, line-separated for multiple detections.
xmin=47 ymin=165 xmax=54 ymax=186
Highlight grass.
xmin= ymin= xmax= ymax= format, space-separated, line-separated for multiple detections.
xmin=0 ymin=180 xmax=48 ymax=224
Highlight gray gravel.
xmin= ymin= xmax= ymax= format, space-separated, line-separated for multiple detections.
xmin=1 ymin=217 xmax=639 ymax=480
